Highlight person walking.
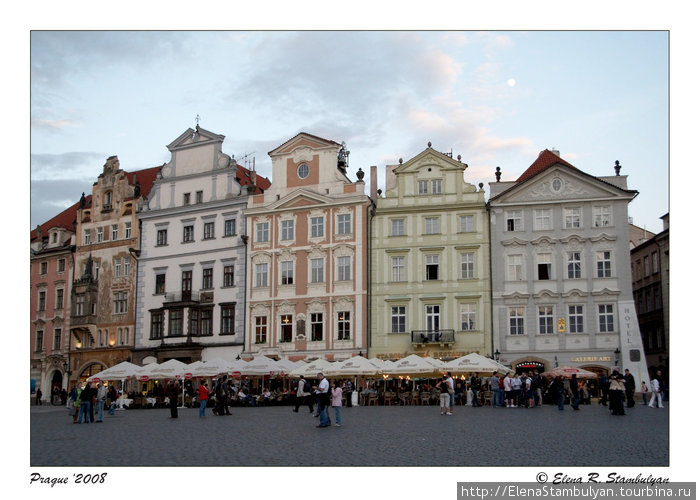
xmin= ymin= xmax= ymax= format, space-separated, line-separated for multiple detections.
xmin=446 ymin=372 xmax=455 ymax=414
xmin=35 ymin=388 xmax=42 ymax=405
xmin=555 ymin=376 xmax=566 ymax=411
xmin=504 ymin=372 xmax=514 ymax=408
xmin=569 ymin=374 xmax=580 ymax=410
xmin=640 ymin=381 xmax=648 ymax=406
xmin=78 ymin=382 xmax=91 ymax=423
xmin=437 ymin=375 xmax=450 ymax=415
xmin=624 ymin=369 xmax=636 ymax=408
xmin=314 ymin=372 xmax=330 ymax=428
xmin=648 ymin=373 xmax=664 ymax=409
xmin=608 ymin=372 xmax=626 ymax=415
xmin=598 ymin=373 xmax=609 ymax=406
xmin=95 ymin=382 xmax=107 ymax=422
xmin=166 ymin=379 xmax=180 ymax=419
xmin=490 ymin=371 xmax=500 ymax=408
xmin=70 ymin=383 xmax=80 ymax=423
xmin=294 ymin=375 xmax=313 ymax=413
xmin=198 ymin=381 xmax=209 ymax=418
xmin=469 ymin=373 xmax=480 ymax=407
xmin=331 ymin=381 xmax=343 ymax=427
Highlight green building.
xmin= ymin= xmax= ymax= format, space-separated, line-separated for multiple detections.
xmin=369 ymin=144 xmax=492 ymax=361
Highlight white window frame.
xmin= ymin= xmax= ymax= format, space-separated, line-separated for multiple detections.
xmin=281 ymin=220 xmax=294 ymax=241
xmin=568 ymin=305 xmax=584 ymax=333
xmin=507 ymin=255 xmax=523 ymax=281
xmin=424 ymin=217 xmax=439 ymax=235
xmin=567 ymin=251 xmax=582 ymax=279
xmin=337 ymin=214 xmax=352 ymax=235
xmin=425 ymin=254 xmax=439 ymax=281
xmin=310 ymin=258 xmax=325 ymax=283
xmin=97 ymin=227 xmax=103 ymax=243
xmin=460 ymin=303 xmax=477 ymax=331
xmin=183 ymin=225 xmax=194 ymax=242
xmin=538 ymin=306 xmax=554 ymax=334
xmin=391 ymin=256 xmax=406 ymax=282
xmin=125 ymin=222 xmax=132 ymax=239
xmin=432 ymin=179 xmax=442 ymax=194
xmin=391 ymin=305 xmax=406 ymax=333
xmin=418 ymin=180 xmax=429 ymax=195
xmin=537 ymin=253 xmax=552 ymax=280
xmin=459 ymin=215 xmax=475 ymax=233
xmin=596 ymin=251 xmax=612 ymax=278
xmin=310 ymin=313 xmax=324 ymax=341
xmin=425 ymin=304 xmax=441 ymax=331
xmin=337 ymin=256 xmax=351 ymax=281
xmin=337 ymin=311 xmax=351 ymax=341
xmin=310 ymin=217 xmax=324 ymax=238
xmin=460 ymin=252 xmax=475 ymax=279
xmin=256 ymin=222 xmax=269 ymax=243
xmin=114 ymin=258 xmax=122 ymax=277
xmin=506 ymin=210 xmax=523 ymax=232
xmin=113 ymin=291 xmax=128 ymax=314
xmin=598 ymin=304 xmax=615 ymax=333
xmin=534 ymin=209 xmax=552 ymax=231
xmin=280 ymin=261 xmax=294 ymax=285
xmin=203 ymin=221 xmax=215 ymax=240
xmin=254 ymin=316 xmax=268 ymax=344
xmin=84 ymin=230 xmax=91 ymax=245
xmin=391 ymin=218 xmax=406 ymax=236
xmin=508 ymin=307 xmax=525 ymax=335
xmin=564 ymin=207 xmax=581 ymax=229
xmin=594 ymin=206 xmax=612 ymax=227
xmin=224 ymin=219 xmax=237 ymax=237
xmin=255 ymin=263 xmax=269 ymax=287
xmin=112 ymin=224 xmax=118 ymax=240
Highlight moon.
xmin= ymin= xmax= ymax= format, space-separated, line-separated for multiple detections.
xmin=507 ymin=78 xmax=516 ymax=87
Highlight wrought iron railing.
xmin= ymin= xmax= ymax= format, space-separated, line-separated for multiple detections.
xmin=411 ymin=329 xmax=455 ymax=344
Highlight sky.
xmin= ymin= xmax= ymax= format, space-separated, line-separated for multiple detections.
xmin=30 ymin=30 xmax=669 ymax=233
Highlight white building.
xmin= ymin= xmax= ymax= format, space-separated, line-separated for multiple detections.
xmin=133 ymin=126 xmax=268 ymax=364
xmin=488 ymin=150 xmax=649 ymax=389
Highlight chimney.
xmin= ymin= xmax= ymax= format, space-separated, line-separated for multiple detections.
xmin=370 ymin=166 xmax=377 ymax=202
xmin=551 ymin=148 xmax=560 ymax=157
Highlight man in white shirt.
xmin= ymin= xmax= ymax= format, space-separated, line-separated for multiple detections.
xmin=504 ymin=373 xmax=514 ymax=408
xmin=446 ymin=372 xmax=455 ymax=415
xmin=510 ymin=374 xmax=522 ymax=407
xmin=314 ymin=373 xmax=331 ymax=427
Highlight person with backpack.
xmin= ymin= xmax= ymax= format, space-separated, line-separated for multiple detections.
xmin=294 ymin=375 xmax=314 ymax=413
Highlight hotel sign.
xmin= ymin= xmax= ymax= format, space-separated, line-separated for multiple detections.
xmin=570 ymin=356 xmax=611 ymax=362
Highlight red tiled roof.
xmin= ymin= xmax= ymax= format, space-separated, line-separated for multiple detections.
xmin=516 ymin=149 xmax=578 ymax=183
xmin=236 ymin=164 xmax=271 ymax=194
xmin=30 ymin=196 xmax=90 ymax=243
xmin=125 ymin=165 xmax=162 ymax=199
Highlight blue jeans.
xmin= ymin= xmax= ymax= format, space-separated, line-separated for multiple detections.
xmin=319 ymin=399 xmax=330 ymax=426
xmin=471 ymin=389 xmax=479 ymax=406
xmin=79 ymin=401 xmax=91 ymax=423
xmin=200 ymin=399 xmax=207 ymax=417
xmin=571 ymin=396 xmax=580 ymax=409
xmin=642 ymin=393 xmax=648 ymax=405
xmin=558 ymin=393 xmax=565 ymax=410
xmin=491 ymin=389 xmax=500 ymax=407
xmin=333 ymin=406 xmax=341 ymax=425
xmin=96 ymin=400 xmax=104 ymax=421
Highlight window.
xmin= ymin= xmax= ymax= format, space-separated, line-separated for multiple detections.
xmin=254 ymin=316 xmax=268 ymax=344
xmin=337 ymin=311 xmax=351 ymax=340
xmin=564 ymin=207 xmax=581 ymax=228
xmin=568 ymin=305 xmax=584 ymax=333
xmin=53 ymin=328 xmax=62 ymax=351
xmin=281 ymin=261 xmax=294 ymax=285
xmin=596 ymin=251 xmax=612 ymax=278
xmin=203 ymin=222 xmax=215 ymax=240
xmin=424 ymin=217 xmax=439 ymax=235
xmin=460 ymin=253 xmax=475 ymax=279
xmin=104 ymin=190 xmax=113 ymax=208
xmin=426 ymin=305 xmax=440 ymax=331
xmin=75 ymin=295 xmax=85 ymax=316
xmin=507 ymin=255 xmax=523 ymax=281
xmin=224 ymin=219 xmax=237 ymax=237
xmin=280 ymin=314 xmax=293 ymax=342
xmin=432 ymin=179 xmax=442 ymax=194
xmin=311 ymin=217 xmax=324 ymax=238
xmin=84 ymin=230 xmax=91 ymax=245
xmin=460 ymin=303 xmax=477 ymax=331
xmin=567 ymin=252 xmax=582 ymax=279
xmin=391 ymin=306 xmax=406 ymax=333
xmin=255 ymin=263 xmax=269 ymax=287
xmin=223 ymin=265 xmax=235 ymax=287
xmin=311 ymin=258 xmax=324 ymax=283
xmin=652 ymin=252 xmax=659 ymax=274
xmin=183 ymin=193 xmax=191 ymax=205
xmin=297 ymin=163 xmax=309 ymax=179
xmin=58 ymin=259 xmax=66 ymax=273
xmin=311 ymin=313 xmax=323 ymax=341
xmin=202 ymin=268 xmax=213 ymax=289
xmin=196 ymin=191 xmax=203 ymax=204
xmin=155 ymin=273 xmax=166 ymax=294
xmin=221 ymin=305 xmax=235 ymax=334
xmin=506 ymin=210 xmax=523 ymax=231
xmin=337 ymin=256 xmax=351 ymax=281
xmin=113 ymin=291 xmax=128 ymax=314
xmin=391 ymin=256 xmax=406 ymax=282
xmin=183 ymin=225 xmax=194 ymax=242
xmin=181 ymin=270 xmax=192 ymax=293
xmin=36 ymin=330 xmax=44 ymax=351
xmin=598 ymin=304 xmax=615 ymax=333
xmin=425 ymin=255 xmax=439 ymax=280
xmin=281 ymin=220 xmax=294 ymax=241
xmin=114 ymin=258 xmax=122 ymax=277
xmin=38 ymin=291 xmax=46 ymax=311
xmin=459 ymin=215 xmax=475 ymax=233
xmin=594 ymin=206 xmax=611 ymax=227
xmin=391 ymin=219 xmax=406 ymax=236
xmin=256 ymin=222 xmax=269 ymax=243
xmin=200 ymin=308 xmax=213 ymax=336
xmin=97 ymin=227 xmax=103 ymax=243
xmin=125 ymin=222 xmax=132 ymax=239
xmin=644 ymin=256 xmax=650 ymax=277
xmin=112 ymin=224 xmax=118 ymax=240
xmin=337 ymin=214 xmax=351 ymax=235
xmin=168 ymin=309 xmax=183 ymax=336
xmin=537 ymin=254 xmax=552 ymax=280
xmin=418 ymin=180 xmax=429 ymax=195
xmin=55 ymin=289 xmax=64 ymax=310
xmin=538 ymin=306 xmax=554 ymax=334
xmin=157 ymin=229 xmax=168 ymax=246
xmin=124 ymin=258 xmax=131 ymax=276
xmin=534 ymin=209 xmax=552 ymax=230
xmin=40 ymin=262 xmax=48 ymax=275
xmin=509 ymin=307 xmax=524 ymax=335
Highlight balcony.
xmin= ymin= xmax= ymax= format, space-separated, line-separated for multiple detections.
xmin=411 ymin=329 xmax=455 ymax=345
xmin=163 ymin=290 xmax=211 ymax=305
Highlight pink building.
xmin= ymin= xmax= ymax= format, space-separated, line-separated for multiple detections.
xmin=244 ymin=133 xmax=370 ymax=361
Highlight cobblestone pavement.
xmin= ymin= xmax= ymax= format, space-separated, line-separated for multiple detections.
xmin=30 ymin=402 xmax=668 ymax=467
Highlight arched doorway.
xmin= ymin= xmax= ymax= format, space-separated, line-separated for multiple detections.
xmin=78 ymin=363 xmax=104 ymax=383
xmin=50 ymin=370 xmax=63 ymax=405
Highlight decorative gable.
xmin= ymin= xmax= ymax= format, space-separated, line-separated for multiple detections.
xmin=167 ymin=126 xmax=225 ymax=152
xmin=268 ymin=132 xmax=340 ymax=156
xmin=392 ymin=146 xmax=465 ymax=175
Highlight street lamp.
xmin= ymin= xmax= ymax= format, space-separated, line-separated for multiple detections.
xmin=614 ymin=348 xmax=620 ymax=367
xmin=494 ymin=349 xmax=500 ymax=362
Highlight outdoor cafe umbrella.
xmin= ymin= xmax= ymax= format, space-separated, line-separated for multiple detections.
xmin=87 ymin=361 xmax=143 ymax=382
xmin=325 ymin=356 xmax=381 ymax=377
xmin=541 ymin=366 xmax=598 ymax=379
xmin=385 ymin=354 xmax=443 ymax=376
xmin=444 ymin=353 xmax=510 ymax=375
xmin=241 ymin=355 xmax=282 ymax=376
xmin=191 ymin=358 xmax=238 ymax=377
xmin=289 ymin=358 xmax=334 ymax=378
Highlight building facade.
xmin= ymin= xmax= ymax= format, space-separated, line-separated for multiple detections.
xmin=30 ymin=204 xmax=79 ymax=402
xmin=133 ymin=126 xmax=267 ymax=365
xmin=69 ymin=156 xmax=160 ymax=382
xmin=369 ymin=145 xmax=492 ymax=360
xmin=630 ymin=213 xmax=669 ymax=380
xmin=489 ymin=150 xmax=649 ymax=386
xmin=244 ymin=133 xmax=369 ymax=361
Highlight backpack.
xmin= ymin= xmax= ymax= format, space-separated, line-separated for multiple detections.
xmin=303 ymin=380 xmax=311 ymax=393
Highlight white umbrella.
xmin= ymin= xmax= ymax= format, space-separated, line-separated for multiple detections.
xmin=87 ymin=361 xmax=144 ymax=382
xmin=325 ymin=356 xmax=381 ymax=377
xmin=275 ymin=359 xmax=302 ymax=375
xmin=386 ymin=354 xmax=443 ymax=376
xmin=444 ymin=353 xmax=512 ymax=374
xmin=191 ymin=358 xmax=237 ymax=377
xmin=289 ymin=359 xmax=334 ymax=378
xmin=241 ymin=355 xmax=281 ymax=376
xmin=148 ymin=359 xmax=188 ymax=379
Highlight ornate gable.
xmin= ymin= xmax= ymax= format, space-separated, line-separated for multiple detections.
xmin=268 ymin=132 xmax=340 ymax=156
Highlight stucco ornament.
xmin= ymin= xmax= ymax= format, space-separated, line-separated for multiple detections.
xmin=292 ymin=147 xmax=314 ymax=164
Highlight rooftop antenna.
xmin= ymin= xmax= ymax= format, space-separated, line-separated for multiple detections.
xmin=239 ymin=151 xmax=256 ymax=170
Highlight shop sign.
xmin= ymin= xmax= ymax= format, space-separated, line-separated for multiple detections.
xmin=570 ymin=356 xmax=611 ymax=362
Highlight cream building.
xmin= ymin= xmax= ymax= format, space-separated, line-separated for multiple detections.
xmin=369 ymin=144 xmax=491 ymax=360
xmin=244 ymin=133 xmax=370 ymax=361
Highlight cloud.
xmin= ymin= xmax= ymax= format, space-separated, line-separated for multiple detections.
xmin=31 ymin=118 xmax=79 ymax=130
xmin=31 ymin=152 xmax=106 ymax=181
xmin=30 ymin=179 xmax=95 ymax=229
